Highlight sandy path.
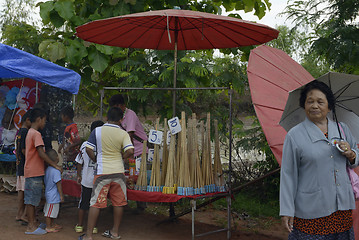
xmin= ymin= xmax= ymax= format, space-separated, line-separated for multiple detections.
xmin=0 ymin=192 xmax=287 ymax=240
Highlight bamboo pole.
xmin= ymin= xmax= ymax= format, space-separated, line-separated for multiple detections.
xmin=202 ymin=113 xmax=214 ymax=192
xmin=177 ymin=111 xmax=193 ymax=195
xmin=149 ymin=118 xmax=161 ymax=192
xmin=191 ymin=113 xmax=204 ymax=194
xmin=161 ymin=118 xmax=169 ymax=186
xmin=214 ymin=119 xmax=225 ymax=192
xmin=163 ymin=133 xmax=176 ymax=194
xmin=135 ymin=140 xmax=148 ymax=191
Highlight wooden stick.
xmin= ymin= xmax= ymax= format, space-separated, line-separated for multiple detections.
xmin=214 ymin=119 xmax=224 ymax=187
xmin=135 ymin=140 xmax=148 ymax=190
xmin=161 ymin=118 xmax=169 ymax=186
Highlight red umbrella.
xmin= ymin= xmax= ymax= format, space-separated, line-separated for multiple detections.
xmin=76 ymin=9 xmax=279 ymax=50
xmin=247 ymin=45 xmax=314 ymax=165
xmin=76 ymin=9 xmax=279 ymax=114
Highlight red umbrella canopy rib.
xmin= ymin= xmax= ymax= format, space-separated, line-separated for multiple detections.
xmin=76 ymin=9 xmax=279 ymax=50
xmin=247 ymin=45 xmax=314 ymax=165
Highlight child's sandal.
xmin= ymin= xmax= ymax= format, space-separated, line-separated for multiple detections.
xmin=46 ymin=227 xmax=59 ymax=233
xmin=75 ymin=225 xmax=83 ymax=233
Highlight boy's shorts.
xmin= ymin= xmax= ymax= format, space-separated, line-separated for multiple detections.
xmin=16 ymin=176 xmax=25 ymax=191
xmin=43 ymin=203 xmax=60 ymax=219
xmin=90 ymin=173 xmax=127 ymax=209
xmin=24 ymin=176 xmax=44 ymax=207
xmin=78 ymin=185 xmax=92 ymax=210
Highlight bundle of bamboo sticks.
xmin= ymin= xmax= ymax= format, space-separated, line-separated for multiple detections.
xmin=161 ymin=118 xmax=169 ymax=186
xmin=189 ymin=113 xmax=205 ymax=195
xmin=148 ymin=118 xmax=161 ymax=192
xmin=177 ymin=111 xmax=193 ymax=196
xmin=135 ymin=140 xmax=148 ymax=191
xmin=202 ymin=113 xmax=215 ymax=193
xmin=134 ymin=112 xmax=226 ymax=195
xmin=162 ymin=133 xmax=176 ymax=194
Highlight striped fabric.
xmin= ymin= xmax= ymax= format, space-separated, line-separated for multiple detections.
xmin=86 ymin=123 xmax=134 ymax=175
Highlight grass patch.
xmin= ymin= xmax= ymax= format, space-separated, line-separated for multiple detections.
xmin=212 ymin=190 xmax=280 ymax=218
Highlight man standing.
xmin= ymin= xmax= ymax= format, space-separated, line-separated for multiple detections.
xmin=109 ymin=94 xmax=148 ymax=211
xmin=109 ymin=94 xmax=147 ymax=158
xmin=79 ymin=107 xmax=134 ymax=240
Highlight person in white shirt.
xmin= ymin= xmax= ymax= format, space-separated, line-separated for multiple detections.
xmin=74 ymin=120 xmax=104 ymax=234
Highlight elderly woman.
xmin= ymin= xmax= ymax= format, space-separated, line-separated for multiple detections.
xmin=280 ymin=80 xmax=359 ymax=239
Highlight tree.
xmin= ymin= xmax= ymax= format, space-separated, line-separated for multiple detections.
xmin=267 ymin=25 xmax=331 ymax=78
xmin=282 ymin=0 xmax=359 ymax=74
xmin=0 ymin=0 xmax=273 ymax=116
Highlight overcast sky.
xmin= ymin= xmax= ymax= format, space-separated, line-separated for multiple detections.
xmin=236 ymin=0 xmax=292 ymax=28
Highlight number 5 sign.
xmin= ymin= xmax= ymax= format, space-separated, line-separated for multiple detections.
xmin=148 ymin=130 xmax=163 ymax=145
xmin=168 ymin=117 xmax=181 ymax=135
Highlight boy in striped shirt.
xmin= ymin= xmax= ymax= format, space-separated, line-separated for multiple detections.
xmin=80 ymin=107 xmax=134 ymax=240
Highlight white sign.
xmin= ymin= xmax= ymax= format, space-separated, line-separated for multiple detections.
xmin=135 ymin=157 xmax=142 ymax=173
xmin=166 ymin=131 xmax=171 ymax=145
xmin=147 ymin=149 xmax=154 ymax=162
xmin=148 ymin=130 xmax=163 ymax=145
xmin=168 ymin=117 xmax=181 ymax=135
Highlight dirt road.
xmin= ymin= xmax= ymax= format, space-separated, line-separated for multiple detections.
xmin=0 ymin=192 xmax=287 ymax=240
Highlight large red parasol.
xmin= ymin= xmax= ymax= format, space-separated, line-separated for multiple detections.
xmin=247 ymin=45 xmax=314 ymax=165
xmin=76 ymin=9 xmax=279 ymax=51
xmin=76 ymin=9 xmax=279 ymax=114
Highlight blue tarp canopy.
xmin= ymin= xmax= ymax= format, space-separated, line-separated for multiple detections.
xmin=0 ymin=43 xmax=81 ymax=94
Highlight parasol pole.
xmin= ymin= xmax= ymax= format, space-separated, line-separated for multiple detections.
xmin=172 ymin=17 xmax=179 ymax=117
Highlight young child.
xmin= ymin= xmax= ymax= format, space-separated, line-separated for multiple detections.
xmin=75 ymin=120 xmax=104 ymax=234
xmin=15 ymin=110 xmax=32 ymax=224
xmin=24 ymin=108 xmax=62 ymax=235
xmin=58 ymin=106 xmax=81 ymax=180
xmin=43 ymin=149 xmax=64 ymax=233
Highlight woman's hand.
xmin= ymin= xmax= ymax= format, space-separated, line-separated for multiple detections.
xmin=338 ymin=141 xmax=356 ymax=164
xmin=281 ymin=216 xmax=294 ymax=232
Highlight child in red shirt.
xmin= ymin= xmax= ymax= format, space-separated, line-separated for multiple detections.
xmin=58 ymin=106 xmax=81 ymax=180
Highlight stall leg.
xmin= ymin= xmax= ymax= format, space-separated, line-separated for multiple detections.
xmin=227 ymin=195 xmax=231 ymax=239
xmin=169 ymin=203 xmax=175 ymax=218
xmin=191 ymin=200 xmax=196 ymax=240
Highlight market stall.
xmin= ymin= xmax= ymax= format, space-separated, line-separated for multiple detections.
xmin=0 ymin=43 xmax=81 ymax=163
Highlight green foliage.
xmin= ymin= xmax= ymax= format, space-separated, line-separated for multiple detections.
xmin=267 ymin=25 xmax=332 ymax=77
xmin=1 ymin=0 xmax=275 ymax=117
xmin=214 ymin=190 xmax=280 ymax=218
xmin=283 ymin=0 xmax=359 ymax=73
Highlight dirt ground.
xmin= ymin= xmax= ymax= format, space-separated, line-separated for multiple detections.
xmin=0 ymin=192 xmax=288 ymax=240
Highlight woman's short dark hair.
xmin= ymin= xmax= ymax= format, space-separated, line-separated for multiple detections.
xmin=299 ymin=80 xmax=336 ymax=110
xmin=109 ymin=94 xmax=125 ymax=107
xmin=107 ymin=107 xmax=123 ymax=122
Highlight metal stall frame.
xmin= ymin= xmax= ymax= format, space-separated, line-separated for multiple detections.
xmin=100 ymin=86 xmax=233 ymax=240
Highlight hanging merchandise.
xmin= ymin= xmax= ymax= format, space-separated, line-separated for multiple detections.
xmin=5 ymin=87 xmax=19 ymax=110
xmin=13 ymin=109 xmax=27 ymax=130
